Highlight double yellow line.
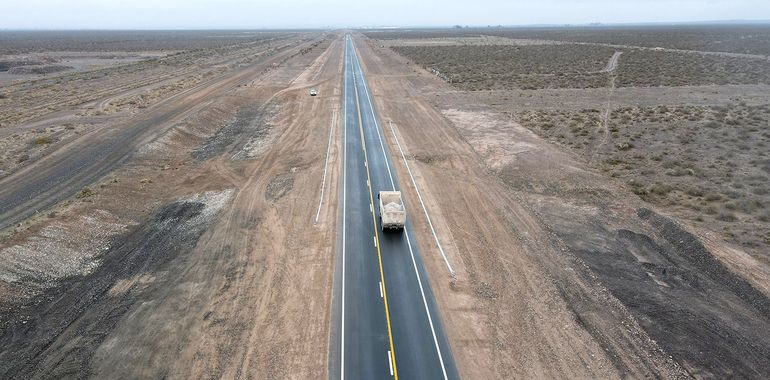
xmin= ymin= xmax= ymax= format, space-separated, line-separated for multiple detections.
xmin=352 ymin=55 xmax=399 ymax=379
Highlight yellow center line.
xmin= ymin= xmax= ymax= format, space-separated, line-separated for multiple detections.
xmin=353 ymin=59 xmax=399 ymax=380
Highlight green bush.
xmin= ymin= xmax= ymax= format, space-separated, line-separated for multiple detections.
xmin=34 ymin=136 xmax=53 ymax=145
xmin=717 ymin=212 xmax=738 ymax=222
xmin=76 ymin=187 xmax=95 ymax=199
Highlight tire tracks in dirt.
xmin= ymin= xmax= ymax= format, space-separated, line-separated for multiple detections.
xmin=0 ymin=35 xmax=322 ymax=232
xmin=592 ymin=51 xmax=622 ymax=164
xmin=0 ymin=33 xmax=344 ymax=379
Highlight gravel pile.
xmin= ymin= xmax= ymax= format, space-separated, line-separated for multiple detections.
xmin=0 ymin=210 xmax=130 ymax=291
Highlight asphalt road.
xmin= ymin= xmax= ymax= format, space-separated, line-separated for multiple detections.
xmin=331 ymin=34 xmax=458 ymax=380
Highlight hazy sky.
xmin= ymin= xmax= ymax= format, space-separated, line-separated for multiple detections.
xmin=2 ymin=0 xmax=770 ymax=29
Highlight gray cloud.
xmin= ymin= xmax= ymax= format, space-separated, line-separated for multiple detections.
xmin=1 ymin=0 xmax=769 ymax=29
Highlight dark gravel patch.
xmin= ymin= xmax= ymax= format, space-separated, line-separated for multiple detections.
xmin=637 ymin=208 xmax=770 ymax=315
xmin=0 ymin=198 xmax=216 ymax=378
xmin=0 ymin=59 xmax=45 ymax=71
xmin=561 ymin=207 xmax=770 ymax=377
xmin=192 ymin=101 xmax=277 ymax=161
xmin=265 ymin=173 xmax=294 ymax=201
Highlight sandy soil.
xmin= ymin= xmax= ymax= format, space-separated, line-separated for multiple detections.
xmin=0 ymin=33 xmax=343 ymax=378
xmin=2 ymin=28 xmax=769 ymax=379
xmin=354 ymin=33 xmax=770 ymax=378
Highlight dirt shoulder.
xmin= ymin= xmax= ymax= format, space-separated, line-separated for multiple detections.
xmin=354 ymin=33 xmax=770 ymax=378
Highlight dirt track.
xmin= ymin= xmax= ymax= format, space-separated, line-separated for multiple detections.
xmin=0 ymin=33 xmax=343 ymax=378
xmin=1 ymin=29 xmax=770 ymax=379
xmin=0 ymin=34 xmax=324 ymax=231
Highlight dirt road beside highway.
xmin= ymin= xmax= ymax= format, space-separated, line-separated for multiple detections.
xmin=0 ymin=33 xmax=343 ymax=378
xmin=2 ymin=28 xmax=769 ymax=378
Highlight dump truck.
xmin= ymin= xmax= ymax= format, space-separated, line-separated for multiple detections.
xmin=309 ymin=88 xmax=318 ymax=96
xmin=378 ymin=191 xmax=406 ymax=231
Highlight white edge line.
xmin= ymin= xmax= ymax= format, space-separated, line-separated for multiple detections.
xmin=314 ymin=107 xmax=336 ymax=224
xmin=389 ymin=120 xmax=455 ymax=276
xmin=405 ymin=230 xmax=449 ymax=380
xmin=340 ymin=34 xmax=349 ymax=380
xmin=350 ymin=37 xmax=449 ymax=380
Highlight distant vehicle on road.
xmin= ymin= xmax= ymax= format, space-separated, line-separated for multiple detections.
xmin=310 ymin=88 xmax=318 ymax=96
xmin=378 ymin=191 xmax=406 ymax=231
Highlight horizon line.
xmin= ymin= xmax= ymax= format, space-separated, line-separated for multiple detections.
xmin=1 ymin=18 xmax=769 ymax=31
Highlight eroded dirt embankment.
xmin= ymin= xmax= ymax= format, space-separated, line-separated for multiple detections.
xmin=0 ymin=191 xmax=231 ymax=378
xmin=532 ymin=198 xmax=770 ymax=377
xmin=0 ymin=34 xmax=342 ymax=378
xmin=0 ymin=34 xmax=317 ymax=231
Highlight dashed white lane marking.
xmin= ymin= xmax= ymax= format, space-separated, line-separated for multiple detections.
xmin=352 ymin=49 xmax=396 ymax=189
xmin=379 ymin=281 xmax=384 ymax=298
xmin=388 ymin=350 xmax=394 ymax=376
xmin=373 ymin=235 xmax=377 ymax=248
xmin=349 ymin=39 xmax=449 ymax=380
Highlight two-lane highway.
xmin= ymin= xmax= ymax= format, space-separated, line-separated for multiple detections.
xmin=330 ymin=34 xmax=458 ymax=380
